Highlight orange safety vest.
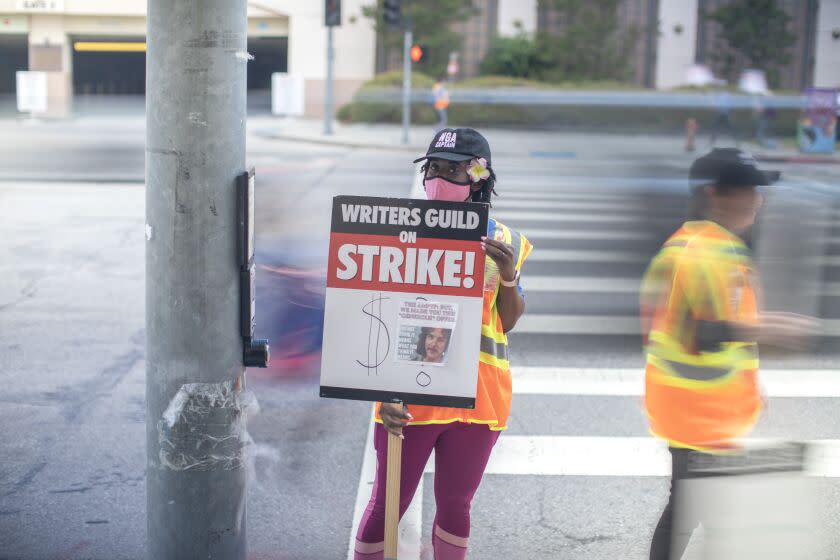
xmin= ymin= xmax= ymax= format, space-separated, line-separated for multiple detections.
xmin=376 ymin=219 xmax=532 ymax=431
xmin=641 ymin=220 xmax=762 ymax=451
xmin=433 ymin=83 xmax=450 ymax=110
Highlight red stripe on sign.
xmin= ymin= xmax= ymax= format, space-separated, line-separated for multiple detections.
xmin=327 ymin=233 xmax=485 ymax=297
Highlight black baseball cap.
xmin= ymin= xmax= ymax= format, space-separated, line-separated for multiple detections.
xmin=689 ymin=148 xmax=780 ymax=189
xmin=413 ymin=127 xmax=492 ymax=166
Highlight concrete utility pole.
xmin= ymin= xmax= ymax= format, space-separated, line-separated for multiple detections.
xmin=146 ymin=1 xmax=250 ymax=558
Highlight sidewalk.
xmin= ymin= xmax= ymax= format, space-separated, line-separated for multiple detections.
xmin=250 ymin=117 xmax=699 ymax=161
xmin=249 ymin=117 xmax=839 ymax=165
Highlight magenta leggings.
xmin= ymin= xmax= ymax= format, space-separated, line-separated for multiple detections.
xmin=356 ymin=422 xmax=500 ymax=543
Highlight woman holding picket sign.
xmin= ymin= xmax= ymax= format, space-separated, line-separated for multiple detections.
xmin=353 ymin=128 xmax=533 ymax=560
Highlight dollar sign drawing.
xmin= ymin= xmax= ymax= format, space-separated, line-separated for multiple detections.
xmin=356 ymin=292 xmax=390 ymax=374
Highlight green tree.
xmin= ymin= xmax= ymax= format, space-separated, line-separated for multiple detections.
xmin=705 ymin=0 xmax=796 ymax=88
xmin=363 ymin=0 xmax=474 ymax=78
xmin=479 ymin=32 xmax=554 ymax=79
xmin=537 ymin=0 xmax=640 ymax=82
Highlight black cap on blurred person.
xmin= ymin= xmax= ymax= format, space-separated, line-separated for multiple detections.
xmin=414 ymin=127 xmax=492 ymax=167
xmin=689 ymin=148 xmax=780 ymax=190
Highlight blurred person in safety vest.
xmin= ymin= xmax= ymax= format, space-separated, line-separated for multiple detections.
xmin=432 ymin=76 xmax=450 ymax=131
xmin=642 ymin=148 xmax=819 ymax=560
xmin=353 ymin=128 xmax=533 ymax=560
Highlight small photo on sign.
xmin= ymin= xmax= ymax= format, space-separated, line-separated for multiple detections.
xmin=397 ymin=325 xmax=453 ymax=366
xmin=395 ymin=299 xmax=458 ymax=367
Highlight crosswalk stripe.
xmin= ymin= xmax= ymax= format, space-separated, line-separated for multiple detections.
xmin=527 ymin=249 xmax=650 ymax=263
xmin=494 ymin=177 xmax=684 ymax=190
xmin=514 ymin=315 xmax=840 ymax=336
xmin=499 ymin=191 xmax=644 ymax=200
xmin=423 ymin=436 xmax=840 ymax=477
xmin=821 ymin=282 xmax=840 ymax=296
xmin=493 ymin=199 xmax=645 ymax=210
xmin=523 ymin=276 xmax=640 ymax=292
xmin=515 ymin=314 xmax=641 ymax=334
xmin=520 ymin=228 xmax=654 ymax=240
xmin=348 ymin=410 xmax=424 ymax=560
xmin=524 ymin=276 xmax=837 ymax=297
xmin=494 ymin=210 xmax=653 ymax=223
xmin=347 ymin=415 xmax=377 ymax=560
xmin=510 ymin=367 xmax=840 ymax=398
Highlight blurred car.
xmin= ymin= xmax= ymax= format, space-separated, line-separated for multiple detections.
xmin=254 ymin=239 xmax=327 ymax=379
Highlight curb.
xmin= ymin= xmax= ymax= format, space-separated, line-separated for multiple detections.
xmin=253 ymin=130 xmax=421 ymax=152
xmin=0 ymin=176 xmax=144 ymax=184
xmin=756 ymin=154 xmax=840 ymax=165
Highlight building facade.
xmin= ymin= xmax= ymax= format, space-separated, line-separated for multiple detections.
xmin=3 ymin=0 xmax=838 ymax=118
xmin=378 ymin=0 xmax=839 ymax=91
xmin=537 ymin=0 xmax=659 ymax=87
xmin=0 ymin=0 xmax=376 ymax=117
xmin=657 ymin=0 xmax=840 ymax=90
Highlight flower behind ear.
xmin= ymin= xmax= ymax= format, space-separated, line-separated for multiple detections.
xmin=467 ymin=157 xmax=490 ymax=183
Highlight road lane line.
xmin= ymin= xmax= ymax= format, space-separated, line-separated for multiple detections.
xmin=514 ymin=314 xmax=642 ymax=335
xmin=523 ymin=276 xmax=641 ymax=292
xmin=423 ymin=436 xmax=840 ymax=477
xmin=526 ymin=249 xmax=650 ymax=263
xmin=493 ymin=210 xmax=655 ymax=223
xmin=493 ymin=200 xmax=646 ymax=210
xmin=510 ymin=367 xmax=840 ymax=398
xmin=348 ymin=409 xmax=423 ymax=560
xmin=520 ymin=228 xmax=654 ymax=240
xmin=513 ymin=314 xmax=840 ymax=336
xmin=347 ymin=413 xmax=377 ymax=560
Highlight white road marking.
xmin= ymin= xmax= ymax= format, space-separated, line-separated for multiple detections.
xmin=347 ymin=414 xmax=377 ymax=560
xmin=514 ymin=314 xmax=642 ymax=334
xmin=514 ymin=314 xmax=840 ymax=337
xmin=510 ymin=367 xmax=840 ymax=398
xmin=348 ymin=410 xmax=423 ymax=560
xmin=526 ymin=249 xmax=649 ymax=263
xmin=520 ymin=228 xmax=654 ymax=240
xmin=423 ymin=436 xmax=840 ymax=477
xmin=494 ymin=210 xmax=653 ymax=223
xmin=493 ymin=199 xmax=645 ymax=210
xmin=522 ymin=276 xmax=640 ymax=293
xmin=500 ymin=190 xmax=644 ymax=200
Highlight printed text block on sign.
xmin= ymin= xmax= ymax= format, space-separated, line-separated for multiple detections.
xmin=320 ymin=196 xmax=489 ymax=408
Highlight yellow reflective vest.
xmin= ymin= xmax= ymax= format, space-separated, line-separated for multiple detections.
xmin=641 ymin=220 xmax=762 ymax=450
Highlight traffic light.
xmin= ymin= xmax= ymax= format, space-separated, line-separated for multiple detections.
xmin=410 ymin=44 xmax=424 ymax=63
xmin=325 ymin=0 xmax=341 ymax=27
xmin=383 ymin=0 xmax=401 ymax=26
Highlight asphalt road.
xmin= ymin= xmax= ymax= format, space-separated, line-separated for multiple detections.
xmin=1 ymin=113 xmax=839 ymax=560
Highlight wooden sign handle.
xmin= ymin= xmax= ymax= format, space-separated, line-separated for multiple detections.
xmin=384 ymin=430 xmax=402 ymax=559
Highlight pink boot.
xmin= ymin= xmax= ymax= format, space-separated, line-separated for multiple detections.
xmin=432 ymin=525 xmax=468 ymax=560
xmin=354 ymin=539 xmax=384 ymax=560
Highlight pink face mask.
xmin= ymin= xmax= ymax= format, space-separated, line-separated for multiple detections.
xmin=424 ymin=177 xmax=471 ymax=202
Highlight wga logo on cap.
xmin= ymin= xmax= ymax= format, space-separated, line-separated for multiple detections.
xmin=434 ymin=131 xmax=457 ymax=149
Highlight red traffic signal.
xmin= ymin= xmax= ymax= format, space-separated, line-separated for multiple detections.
xmin=410 ymin=44 xmax=424 ymax=63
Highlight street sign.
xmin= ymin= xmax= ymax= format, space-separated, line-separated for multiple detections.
xmin=15 ymin=0 xmax=63 ymax=11
xmin=320 ymin=195 xmax=488 ymax=408
xmin=16 ymin=71 xmax=47 ymax=113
